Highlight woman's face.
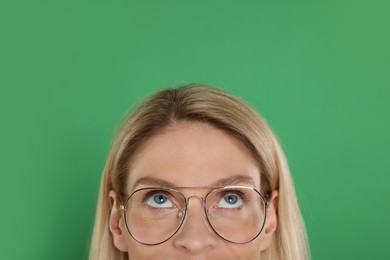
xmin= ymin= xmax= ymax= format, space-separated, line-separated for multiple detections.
xmin=109 ymin=122 xmax=278 ymax=260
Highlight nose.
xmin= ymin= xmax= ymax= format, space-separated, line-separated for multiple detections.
xmin=172 ymin=196 xmax=218 ymax=254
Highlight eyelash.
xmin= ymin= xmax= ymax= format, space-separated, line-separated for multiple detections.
xmin=217 ymin=189 xmax=249 ymax=204
xmin=142 ymin=190 xmax=173 ymax=202
xmin=140 ymin=188 xmax=250 ymax=209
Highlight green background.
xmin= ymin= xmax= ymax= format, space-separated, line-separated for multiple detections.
xmin=1 ymin=1 xmax=389 ymax=259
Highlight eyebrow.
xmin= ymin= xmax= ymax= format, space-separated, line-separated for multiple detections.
xmin=131 ymin=175 xmax=256 ymax=191
xmin=132 ymin=177 xmax=177 ymax=190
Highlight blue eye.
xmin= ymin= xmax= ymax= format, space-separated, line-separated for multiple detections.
xmin=218 ymin=193 xmax=243 ymax=209
xmin=225 ymin=195 xmax=238 ymax=204
xmin=147 ymin=194 xmax=173 ymax=208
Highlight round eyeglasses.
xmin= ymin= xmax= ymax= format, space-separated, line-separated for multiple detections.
xmin=119 ymin=186 xmax=270 ymax=245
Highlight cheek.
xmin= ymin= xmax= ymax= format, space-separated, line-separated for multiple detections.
xmin=226 ymin=239 xmax=262 ymax=259
xmin=219 ymin=232 xmax=269 ymax=259
xmin=127 ymin=242 xmax=171 ymax=260
xmin=126 ymin=242 xmax=263 ymax=260
xmin=122 ymin=219 xmax=263 ymax=260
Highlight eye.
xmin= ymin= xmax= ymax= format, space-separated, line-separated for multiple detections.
xmin=146 ymin=193 xmax=174 ymax=208
xmin=217 ymin=193 xmax=243 ymax=209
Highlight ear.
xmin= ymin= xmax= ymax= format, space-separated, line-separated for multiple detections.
xmin=108 ymin=190 xmax=128 ymax=252
xmin=260 ymin=189 xmax=279 ymax=251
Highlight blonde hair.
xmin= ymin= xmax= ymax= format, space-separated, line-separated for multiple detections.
xmin=89 ymin=84 xmax=310 ymax=260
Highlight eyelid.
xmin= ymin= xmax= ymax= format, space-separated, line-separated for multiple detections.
xmin=217 ymin=189 xmax=249 ymax=202
xmin=218 ymin=188 xmax=245 ymax=195
xmin=137 ymin=185 xmax=256 ymax=190
xmin=132 ymin=175 xmax=256 ymax=192
xmin=143 ymin=189 xmax=186 ymax=208
xmin=128 ymin=186 xmax=262 ymax=202
xmin=142 ymin=189 xmax=174 ymax=202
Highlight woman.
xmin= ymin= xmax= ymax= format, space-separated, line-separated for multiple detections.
xmin=89 ymin=84 xmax=310 ymax=260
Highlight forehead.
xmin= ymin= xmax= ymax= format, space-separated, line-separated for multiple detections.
xmin=127 ymin=122 xmax=261 ymax=192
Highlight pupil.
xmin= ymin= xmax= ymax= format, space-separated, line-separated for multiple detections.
xmin=154 ymin=195 xmax=167 ymax=204
xmin=225 ymin=195 xmax=237 ymax=204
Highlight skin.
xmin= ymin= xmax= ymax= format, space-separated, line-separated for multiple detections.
xmin=109 ymin=122 xmax=278 ymax=260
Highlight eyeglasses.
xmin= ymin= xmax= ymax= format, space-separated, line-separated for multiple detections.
xmin=119 ymin=186 xmax=270 ymax=245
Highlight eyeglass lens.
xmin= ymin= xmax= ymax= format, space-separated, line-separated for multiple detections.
xmin=122 ymin=187 xmax=267 ymax=245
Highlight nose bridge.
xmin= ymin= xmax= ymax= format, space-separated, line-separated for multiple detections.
xmin=182 ymin=195 xmax=207 ymax=220
xmin=186 ymin=195 xmax=205 ymax=208
xmin=173 ymin=194 xmax=217 ymax=252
